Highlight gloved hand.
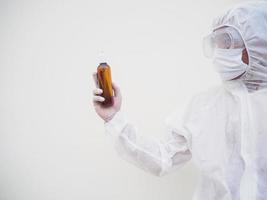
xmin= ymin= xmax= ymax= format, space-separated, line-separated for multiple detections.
xmin=92 ymin=72 xmax=122 ymax=122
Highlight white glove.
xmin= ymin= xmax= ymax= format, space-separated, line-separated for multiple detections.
xmin=92 ymin=72 xmax=122 ymax=122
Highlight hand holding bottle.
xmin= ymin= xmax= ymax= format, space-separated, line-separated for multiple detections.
xmin=92 ymin=72 xmax=122 ymax=122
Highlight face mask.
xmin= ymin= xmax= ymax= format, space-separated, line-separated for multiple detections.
xmin=212 ymin=48 xmax=248 ymax=81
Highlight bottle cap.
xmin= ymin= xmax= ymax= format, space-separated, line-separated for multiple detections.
xmin=98 ymin=50 xmax=108 ymax=64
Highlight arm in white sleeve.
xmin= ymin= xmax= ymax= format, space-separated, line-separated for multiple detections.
xmin=104 ymin=110 xmax=192 ymax=177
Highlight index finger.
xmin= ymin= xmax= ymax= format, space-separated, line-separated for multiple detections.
xmin=92 ymin=72 xmax=99 ymax=88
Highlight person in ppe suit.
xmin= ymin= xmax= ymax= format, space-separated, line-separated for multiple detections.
xmin=92 ymin=1 xmax=267 ymax=199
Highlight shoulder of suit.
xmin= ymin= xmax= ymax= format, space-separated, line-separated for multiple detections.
xmin=190 ymin=85 xmax=227 ymax=111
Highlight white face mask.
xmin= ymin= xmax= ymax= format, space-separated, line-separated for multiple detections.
xmin=212 ymin=48 xmax=248 ymax=81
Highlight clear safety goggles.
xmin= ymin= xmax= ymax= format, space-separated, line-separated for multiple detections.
xmin=203 ymin=26 xmax=245 ymax=58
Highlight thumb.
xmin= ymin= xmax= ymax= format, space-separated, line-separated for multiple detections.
xmin=112 ymin=82 xmax=121 ymax=98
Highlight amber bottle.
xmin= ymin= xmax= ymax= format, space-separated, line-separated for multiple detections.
xmin=97 ymin=62 xmax=114 ymax=107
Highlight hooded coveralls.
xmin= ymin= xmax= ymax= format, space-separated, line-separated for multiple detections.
xmin=104 ymin=2 xmax=267 ymax=199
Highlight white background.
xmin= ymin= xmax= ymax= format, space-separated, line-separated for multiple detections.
xmin=0 ymin=0 xmax=246 ymax=199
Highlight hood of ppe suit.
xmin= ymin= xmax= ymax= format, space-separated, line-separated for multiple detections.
xmin=212 ymin=1 xmax=267 ymax=92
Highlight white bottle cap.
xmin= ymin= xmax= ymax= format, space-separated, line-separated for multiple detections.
xmin=98 ymin=50 xmax=108 ymax=64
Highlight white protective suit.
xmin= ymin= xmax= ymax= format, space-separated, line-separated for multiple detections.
xmin=104 ymin=1 xmax=267 ymax=200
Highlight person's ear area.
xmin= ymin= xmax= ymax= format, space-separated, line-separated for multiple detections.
xmin=242 ymin=48 xmax=249 ymax=65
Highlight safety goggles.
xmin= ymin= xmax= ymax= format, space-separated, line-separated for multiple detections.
xmin=203 ymin=26 xmax=245 ymax=58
